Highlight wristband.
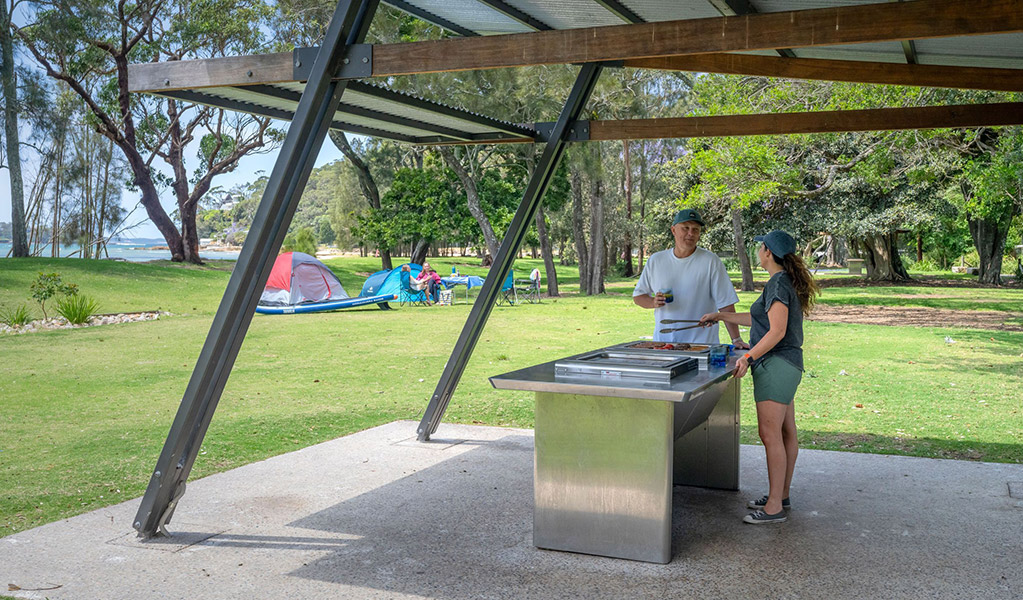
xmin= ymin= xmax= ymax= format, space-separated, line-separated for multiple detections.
xmin=743 ymin=353 xmax=753 ymax=361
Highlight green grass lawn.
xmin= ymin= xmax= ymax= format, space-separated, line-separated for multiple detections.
xmin=1 ymin=256 xmax=1021 ymax=538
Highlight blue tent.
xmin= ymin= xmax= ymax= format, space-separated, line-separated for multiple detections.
xmin=360 ymin=263 xmax=423 ymax=297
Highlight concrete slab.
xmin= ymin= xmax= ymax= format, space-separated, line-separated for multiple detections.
xmin=2 ymin=420 xmax=1021 ymax=599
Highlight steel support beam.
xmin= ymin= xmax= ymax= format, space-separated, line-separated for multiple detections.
xmin=708 ymin=0 xmax=796 ymax=57
xmin=384 ymin=0 xmax=480 ymax=37
xmin=474 ymin=0 xmax=552 ymax=31
xmin=416 ymin=62 xmax=603 ymax=441
xmin=593 ymin=0 xmax=643 ymax=24
xmin=132 ymin=0 xmax=380 ymax=539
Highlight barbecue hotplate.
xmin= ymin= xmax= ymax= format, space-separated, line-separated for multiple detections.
xmin=554 ymin=348 xmax=698 ymax=383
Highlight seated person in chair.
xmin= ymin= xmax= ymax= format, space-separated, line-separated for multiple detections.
xmin=529 ymin=267 xmax=541 ymax=290
xmin=416 ymin=262 xmax=442 ymax=304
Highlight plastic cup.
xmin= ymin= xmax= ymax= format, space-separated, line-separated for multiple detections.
xmin=709 ymin=344 xmax=728 ymax=368
xmin=658 ymin=288 xmax=674 ymax=303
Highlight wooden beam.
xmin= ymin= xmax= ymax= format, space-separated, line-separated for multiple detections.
xmin=581 ymin=102 xmax=1023 ymax=141
xmin=623 ymin=54 xmax=1023 ymax=92
xmin=370 ymin=0 xmax=1023 ymax=76
xmin=129 ymin=0 xmax=1023 ymax=93
xmin=129 ymin=52 xmax=295 ymax=93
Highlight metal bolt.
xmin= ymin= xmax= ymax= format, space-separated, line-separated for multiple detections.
xmin=154 ymin=471 xmax=161 ymax=477
xmin=246 ymin=70 xmax=253 ymax=77
xmin=295 ymin=60 xmax=302 ymax=68
xmin=361 ymin=57 xmax=369 ymax=63
xmin=343 ymin=58 xmax=350 ymax=65
xmin=569 ymin=128 xmax=575 ymax=135
xmin=135 ymin=521 xmax=142 ymax=528
xmin=163 ymin=79 xmax=170 ymax=86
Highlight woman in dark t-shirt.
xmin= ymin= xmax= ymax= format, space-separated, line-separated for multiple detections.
xmin=700 ymin=230 xmax=820 ymax=525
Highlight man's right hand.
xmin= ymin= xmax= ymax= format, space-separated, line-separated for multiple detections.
xmin=653 ymin=292 xmax=666 ymax=308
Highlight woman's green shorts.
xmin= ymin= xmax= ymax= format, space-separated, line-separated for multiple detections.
xmin=751 ymin=355 xmax=803 ymax=405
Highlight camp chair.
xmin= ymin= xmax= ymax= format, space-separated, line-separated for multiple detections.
xmin=515 ymin=275 xmax=541 ymax=304
xmin=398 ymin=269 xmax=430 ymax=307
xmin=496 ymin=271 xmax=517 ymax=306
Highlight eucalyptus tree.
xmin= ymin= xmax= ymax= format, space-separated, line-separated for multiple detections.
xmin=16 ymin=0 xmax=280 ymax=263
xmin=663 ymin=75 xmax=997 ymax=283
xmin=274 ymin=2 xmax=450 ymax=270
xmin=0 ymin=0 xmax=28 ymax=255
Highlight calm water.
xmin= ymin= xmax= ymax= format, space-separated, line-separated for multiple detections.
xmin=0 ymin=240 xmax=240 ymax=262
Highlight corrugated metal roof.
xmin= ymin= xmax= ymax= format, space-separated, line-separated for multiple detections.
xmin=501 ymin=0 xmax=624 ymax=28
xmin=135 ymin=0 xmax=1021 ymax=146
xmin=384 ymin=0 xmax=1023 ymax=70
xmin=154 ymin=80 xmax=537 ymax=145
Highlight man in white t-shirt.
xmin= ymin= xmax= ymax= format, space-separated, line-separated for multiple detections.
xmin=633 ymin=209 xmax=748 ymax=347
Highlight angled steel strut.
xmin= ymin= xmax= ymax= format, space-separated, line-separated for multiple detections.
xmin=133 ymin=0 xmax=380 ymax=538
xmin=417 ymin=62 xmax=604 ymax=441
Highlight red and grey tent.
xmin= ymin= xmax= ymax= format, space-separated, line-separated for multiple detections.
xmin=256 ymin=252 xmax=394 ymax=314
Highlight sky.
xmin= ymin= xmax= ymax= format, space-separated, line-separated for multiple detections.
xmin=0 ymin=2 xmax=359 ymax=241
xmin=0 ymin=124 xmax=356 ymax=240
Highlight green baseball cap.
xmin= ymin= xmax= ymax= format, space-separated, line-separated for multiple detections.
xmin=672 ymin=208 xmax=704 ymax=226
xmin=754 ymin=230 xmax=797 ymax=258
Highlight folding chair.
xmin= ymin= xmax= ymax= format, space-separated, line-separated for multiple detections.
xmin=515 ymin=276 xmax=541 ymax=304
xmin=496 ymin=271 xmax=517 ymax=306
xmin=399 ymin=269 xmax=430 ymax=307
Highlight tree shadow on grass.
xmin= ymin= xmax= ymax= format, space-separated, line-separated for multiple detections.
xmin=741 ymin=425 xmax=1023 ymax=464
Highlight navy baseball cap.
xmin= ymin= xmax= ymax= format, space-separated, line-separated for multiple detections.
xmin=754 ymin=230 xmax=797 ymax=258
xmin=672 ymin=208 xmax=704 ymax=226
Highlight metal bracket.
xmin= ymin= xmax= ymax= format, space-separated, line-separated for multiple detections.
xmin=293 ymin=44 xmax=373 ymax=81
xmin=534 ymin=120 xmax=590 ymax=143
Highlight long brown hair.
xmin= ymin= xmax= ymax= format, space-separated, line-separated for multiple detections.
xmin=777 ymin=253 xmax=820 ymax=317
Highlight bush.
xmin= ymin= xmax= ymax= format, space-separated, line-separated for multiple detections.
xmin=0 ymin=305 xmax=33 ymax=327
xmin=56 ymin=294 xmax=100 ymax=325
xmin=906 ymin=258 xmax=942 ymax=272
xmin=30 ymin=272 xmax=78 ymax=319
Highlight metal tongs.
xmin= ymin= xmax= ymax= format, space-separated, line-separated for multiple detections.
xmin=659 ymin=319 xmax=705 ymax=334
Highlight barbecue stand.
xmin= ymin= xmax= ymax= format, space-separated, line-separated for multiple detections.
xmin=491 ymin=342 xmax=740 ymax=563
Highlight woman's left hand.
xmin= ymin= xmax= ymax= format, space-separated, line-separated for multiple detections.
xmin=734 ymin=355 xmax=750 ymax=379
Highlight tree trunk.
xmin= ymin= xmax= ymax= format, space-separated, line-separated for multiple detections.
xmin=535 ymin=204 xmax=559 ymax=296
xmin=329 ymin=130 xmax=392 ymax=270
xmin=96 ymin=139 xmax=112 ymax=259
xmin=570 ymin=168 xmax=590 ymax=293
xmin=1 ymin=0 xmax=27 ymax=256
xmin=731 ymin=208 xmax=754 ymax=291
xmin=969 ymin=216 xmax=1009 ymax=285
xmin=860 ymin=233 xmax=911 ymax=282
xmin=410 ymin=239 xmax=430 ymax=265
xmin=622 ymin=141 xmax=634 ymax=277
xmin=587 ymin=164 xmax=605 ymax=295
xmin=824 ymin=234 xmax=839 ymax=267
xmin=440 ymin=147 xmax=500 ymax=266
xmin=51 ymin=132 xmax=65 ymax=257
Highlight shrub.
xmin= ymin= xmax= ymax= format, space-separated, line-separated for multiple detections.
xmin=0 ymin=305 xmax=33 ymax=327
xmin=30 ymin=272 xmax=78 ymax=319
xmin=56 ymin=294 xmax=100 ymax=325
xmin=906 ymin=258 xmax=941 ymax=272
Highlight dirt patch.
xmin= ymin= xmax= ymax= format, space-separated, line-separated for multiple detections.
xmin=808 ymin=304 xmax=1023 ymax=332
xmin=816 ymin=275 xmax=1020 ymax=289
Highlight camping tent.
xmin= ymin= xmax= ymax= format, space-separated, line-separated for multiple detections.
xmin=360 ymin=263 xmax=423 ymax=297
xmin=260 ymin=252 xmax=349 ymax=306
xmin=256 ymin=252 xmax=397 ymax=314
